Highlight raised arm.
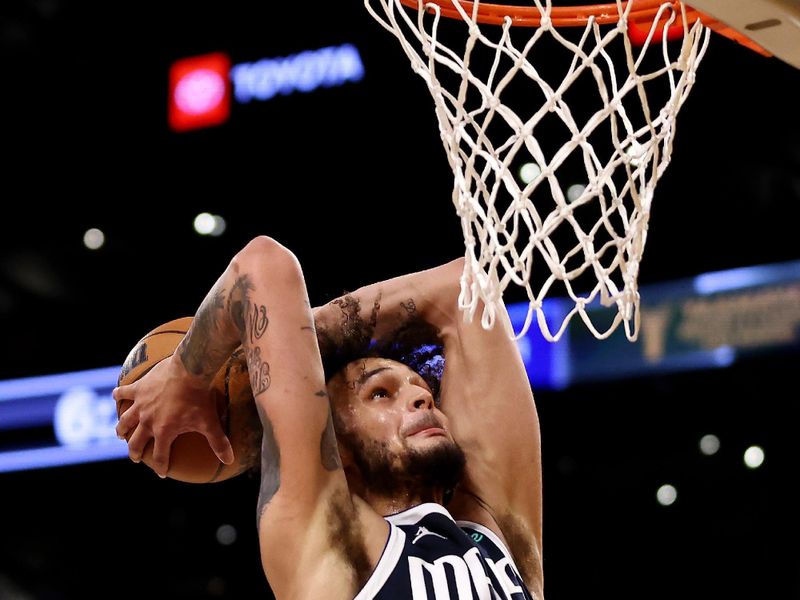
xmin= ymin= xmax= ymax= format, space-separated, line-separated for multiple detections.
xmin=312 ymin=258 xmax=464 ymax=367
xmin=314 ymin=257 xmax=544 ymax=596
xmin=114 ymin=236 xmax=370 ymax=598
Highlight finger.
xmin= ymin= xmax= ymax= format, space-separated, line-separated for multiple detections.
xmin=117 ymin=423 xmax=139 ymax=446
xmin=205 ymin=421 xmax=235 ymax=465
xmin=113 ymin=384 xmax=136 ymax=403
xmin=127 ymin=426 xmax=151 ymax=464
xmin=150 ymin=433 xmax=176 ymax=479
xmin=115 ymin=404 xmax=140 ymax=439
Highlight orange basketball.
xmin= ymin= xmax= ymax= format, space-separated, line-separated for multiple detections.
xmin=117 ymin=317 xmax=261 ymax=483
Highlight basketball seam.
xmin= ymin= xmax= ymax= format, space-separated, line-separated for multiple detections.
xmin=140 ymin=328 xmax=190 ymax=342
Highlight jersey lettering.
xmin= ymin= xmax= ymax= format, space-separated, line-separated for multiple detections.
xmin=485 ymin=556 xmax=524 ymax=597
xmin=409 ymin=547 xmax=500 ymax=599
xmin=360 ymin=504 xmax=535 ymax=600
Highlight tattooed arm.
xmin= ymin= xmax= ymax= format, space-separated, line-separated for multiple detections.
xmin=112 ymin=236 xmax=311 ymax=472
xmin=114 ymin=237 xmax=373 ymax=598
xmin=313 ymin=259 xmax=467 ymax=377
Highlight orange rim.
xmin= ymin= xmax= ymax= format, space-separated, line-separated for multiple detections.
xmin=395 ymin=0 xmax=771 ymax=55
xmin=397 ymin=0 xmax=683 ymax=27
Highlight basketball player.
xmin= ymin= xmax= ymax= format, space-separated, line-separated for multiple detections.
xmin=114 ymin=235 xmax=543 ymax=599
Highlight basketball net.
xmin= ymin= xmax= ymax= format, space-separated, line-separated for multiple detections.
xmin=364 ymin=0 xmax=711 ymax=341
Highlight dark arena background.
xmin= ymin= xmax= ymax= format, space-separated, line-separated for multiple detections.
xmin=1 ymin=1 xmax=799 ymax=598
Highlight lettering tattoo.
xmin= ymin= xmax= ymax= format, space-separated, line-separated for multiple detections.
xmin=227 ymin=274 xmax=272 ymax=397
xmin=256 ymin=404 xmax=281 ymax=523
xmin=228 ymin=274 xmax=268 ymax=344
xmin=248 ymin=303 xmax=269 ymax=345
xmin=246 ymin=345 xmax=271 ymax=397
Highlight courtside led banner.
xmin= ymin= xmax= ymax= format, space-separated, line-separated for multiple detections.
xmin=168 ymin=44 xmax=365 ymax=133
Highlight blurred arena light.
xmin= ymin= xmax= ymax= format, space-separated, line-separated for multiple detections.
xmin=194 ymin=213 xmax=226 ymax=237
xmin=656 ymin=484 xmax=678 ymax=506
xmin=83 ymin=228 xmax=105 ymax=250
xmin=744 ymin=446 xmax=765 ymax=469
xmin=699 ymin=434 xmax=721 ymax=456
xmin=518 ymin=162 xmax=541 ymax=184
xmin=216 ymin=524 xmax=238 ymax=546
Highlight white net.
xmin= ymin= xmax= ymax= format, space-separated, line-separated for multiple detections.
xmin=365 ymin=0 xmax=711 ymax=341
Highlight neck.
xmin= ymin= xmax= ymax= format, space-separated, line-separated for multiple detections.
xmin=355 ymin=480 xmax=446 ymax=516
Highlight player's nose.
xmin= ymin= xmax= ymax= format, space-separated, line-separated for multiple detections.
xmin=405 ymin=384 xmax=434 ymax=412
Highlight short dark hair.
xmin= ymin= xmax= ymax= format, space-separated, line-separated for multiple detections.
xmin=316 ymin=295 xmax=445 ymax=400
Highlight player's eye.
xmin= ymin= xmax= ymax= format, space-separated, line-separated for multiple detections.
xmin=369 ymin=387 xmax=390 ymax=400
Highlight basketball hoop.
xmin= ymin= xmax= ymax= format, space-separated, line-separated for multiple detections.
xmin=364 ymin=0 xmax=727 ymax=341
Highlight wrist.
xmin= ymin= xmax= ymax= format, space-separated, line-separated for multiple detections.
xmin=168 ymin=352 xmax=215 ymax=390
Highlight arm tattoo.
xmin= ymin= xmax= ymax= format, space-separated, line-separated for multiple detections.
xmin=179 ymin=287 xmax=231 ymax=378
xmin=244 ymin=299 xmax=270 ymax=396
xmin=246 ymin=346 xmax=271 ymax=397
xmin=319 ymin=407 xmax=341 ymax=472
xmin=248 ymin=304 xmax=269 ymax=343
xmin=256 ymin=404 xmax=281 ymax=523
xmin=228 ymin=274 xmax=272 ymax=397
xmin=400 ymin=298 xmax=417 ymax=316
xmin=227 ymin=275 xmax=254 ymax=335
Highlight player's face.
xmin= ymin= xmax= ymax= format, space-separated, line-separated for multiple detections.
xmin=333 ymin=357 xmax=451 ymax=448
xmin=329 ymin=357 xmax=464 ymax=492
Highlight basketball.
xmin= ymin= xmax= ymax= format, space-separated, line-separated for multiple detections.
xmin=117 ymin=317 xmax=262 ymax=483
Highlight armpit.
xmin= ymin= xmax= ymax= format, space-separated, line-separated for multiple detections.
xmin=327 ymin=489 xmax=372 ymax=591
xmin=498 ymin=511 xmax=543 ymax=594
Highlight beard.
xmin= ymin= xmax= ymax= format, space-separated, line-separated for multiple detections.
xmin=340 ymin=432 xmax=467 ymax=500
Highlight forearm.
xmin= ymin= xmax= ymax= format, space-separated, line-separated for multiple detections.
xmin=311 ymin=258 xmax=463 ymax=386
xmin=313 ymin=257 xmax=463 ymax=341
xmin=176 ymin=247 xmax=270 ymax=390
